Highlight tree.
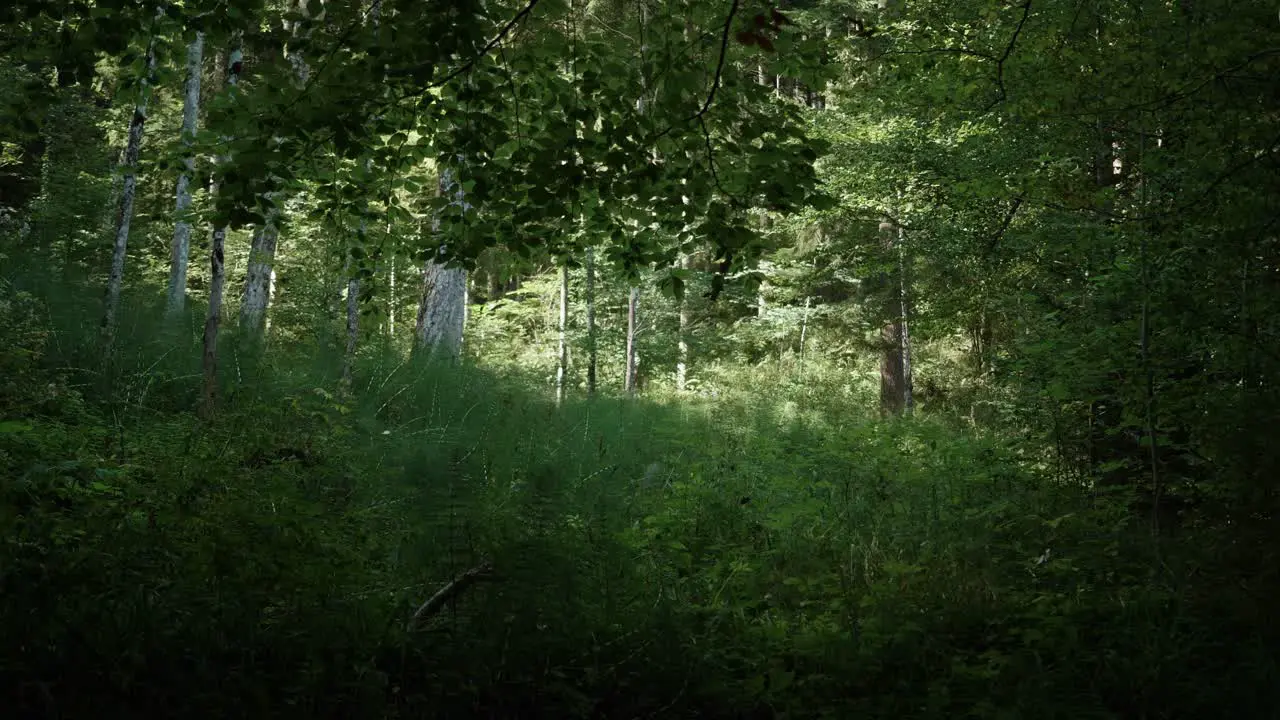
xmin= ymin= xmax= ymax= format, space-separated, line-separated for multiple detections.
xmin=165 ymin=30 xmax=204 ymax=319
xmin=624 ymin=285 xmax=639 ymax=395
xmin=102 ymin=12 xmax=161 ymax=351
xmin=201 ymin=43 xmax=243 ymax=418
xmin=239 ymin=0 xmax=312 ymax=341
xmin=414 ymin=167 xmax=468 ymax=361
xmin=585 ymin=245 xmax=597 ymax=395
xmin=556 ymin=261 xmax=569 ymax=403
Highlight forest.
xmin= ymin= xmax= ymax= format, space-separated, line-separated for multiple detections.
xmin=1 ymin=0 xmax=1277 ymax=716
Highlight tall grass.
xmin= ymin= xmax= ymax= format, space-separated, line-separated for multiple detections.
xmin=1 ymin=275 xmax=1277 ymax=718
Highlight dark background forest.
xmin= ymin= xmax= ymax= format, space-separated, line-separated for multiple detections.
xmin=1 ymin=0 xmax=1278 ymax=717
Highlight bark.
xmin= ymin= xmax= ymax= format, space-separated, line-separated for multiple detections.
xmin=239 ymin=2 xmax=311 ymax=342
xmin=201 ymin=45 xmax=243 ymax=418
xmin=556 ymin=263 xmax=569 ymax=405
xmin=897 ymin=225 xmax=914 ymax=414
xmin=797 ymin=295 xmax=811 ymax=379
xmin=415 ymin=260 xmax=467 ymax=361
xmin=676 ymin=254 xmax=690 ymax=392
xmin=285 ymin=0 xmax=312 ymax=84
xmin=202 ymin=225 xmax=228 ymax=418
xmin=878 ymin=220 xmax=907 ymax=416
xmin=625 ymin=286 xmax=639 ymax=396
xmin=414 ymin=167 xmax=468 ymax=361
xmin=102 ymin=29 xmax=158 ymax=349
xmin=239 ymin=220 xmax=279 ymax=337
xmin=165 ymin=31 xmax=204 ymax=319
xmin=341 ymin=210 xmax=368 ymax=386
xmin=585 ymin=246 xmax=597 ymax=396
xmin=388 ymin=254 xmax=397 ymax=337
xmin=341 ymin=257 xmax=360 ymax=388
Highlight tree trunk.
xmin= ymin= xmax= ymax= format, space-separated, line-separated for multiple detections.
xmin=676 ymin=254 xmax=689 ymax=392
xmin=388 ymin=253 xmax=397 ymax=337
xmin=202 ymin=226 xmax=228 ymax=418
xmin=165 ymin=31 xmax=204 ymax=320
xmin=414 ymin=167 xmax=468 ymax=361
xmin=415 ymin=260 xmax=466 ymax=361
xmin=341 ymin=207 xmax=369 ymax=386
xmin=201 ymin=45 xmax=242 ymax=418
xmin=897 ymin=225 xmax=914 ymax=414
xmin=239 ymin=220 xmax=279 ymax=338
xmin=625 ymin=285 xmax=639 ymax=396
xmin=341 ymin=0 xmax=384 ymax=381
xmin=797 ymin=295 xmax=811 ymax=379
xmin=239 ymin=3 xmax=311 ymax=343
xmin=878 ymin=220 xmax=907 ymax=416
xmin=585 ymin=245 xmax=597 ymax=396
xmin=341 ymin=258 xmax=360 ymax=388
xmin=102 ymin=28 xmax=158 ymax=349
xmin=285 ymin=0 xmax=312 ymax=84
xmin=556 ymin=263 xmax=569 ymax=405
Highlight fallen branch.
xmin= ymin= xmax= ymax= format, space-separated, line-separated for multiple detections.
xmin=409 ymin=561 xmax=497 ymax=629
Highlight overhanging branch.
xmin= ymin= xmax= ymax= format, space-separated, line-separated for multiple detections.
xmin=385 ymin=0 xmax=543 ymax=85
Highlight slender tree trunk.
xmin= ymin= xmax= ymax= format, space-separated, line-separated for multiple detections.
xmin=202 ymin=227 xmax=228 ymax=417
xmin=340 ymin=0 xmax=384 ymax=382
xmin=798 ymin=295 xmax=811 ymax=379
xmin=201 ymin=45 xmax=242 ymax=418
xmin=285 ymin=0 xmax=312 ymax=84
xmin=388 ymin=253 xmax=397 ymax=337
xmin=878 ymin=220 xmax=906 ymax=416
xmin=585 ymin=245 xmax=597 ymax=396
xmin=625 ymin=285 xmax=639 ymax=395
xmin=165 ymin=31 xmax=204 ymax=320
xmin=341 ymin=211 xmax=367 ymax=387
xmin=102 ymin=27 xmax=158 ymax=350
xmin=556 ymin=263 xmax=569 ymax=404
xmin=897 ymin=225 xmax=914 ymax=414
xmin=676 ymin=254 xmax=690 ymax=392
xmin=343 ymin=273 xmax=360 ymax=381
xmin=415 ymin=167 xmax=468 ymax=361
xmin=239 ymin=2 xmax=310 ymax=342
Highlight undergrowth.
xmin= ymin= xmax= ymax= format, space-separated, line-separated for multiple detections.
xmin=1 ymin=281 xmax=1277 ymax=719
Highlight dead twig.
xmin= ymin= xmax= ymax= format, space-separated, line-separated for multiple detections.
xmin=408 ymin=561 xmax=497 ymax=629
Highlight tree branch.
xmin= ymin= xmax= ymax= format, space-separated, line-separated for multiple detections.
xmin=385 ymin=0 xmax=542 ymax=84
xmin=645 ymin=0 xmax=740 ymax=146
xmin=408 ymin=561 xmax=496 ymax=629
xmin=987 ymin=193 xmax=1025 ymax=255
xmin=981 ymin=0 xmax=1034 ymax=112
xmin=693 ymin=0 xmax=739 ymax=122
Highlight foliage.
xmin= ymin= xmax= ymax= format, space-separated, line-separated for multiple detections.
xmin=3 ymin=0 xmax=1280 ymax=716
xmin=0 ymin=291 xmax=1277 ymax=717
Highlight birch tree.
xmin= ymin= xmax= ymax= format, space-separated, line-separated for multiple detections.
xmin=555 ymin=262 xmax=569 ymax=404
xmin=676 ymin=254 xmax=689 ymax=392
xmin=102 ymin=14 xmax=160 ymax=350
xmin=239 ymin=0 xmax=310 ymax=340
xmin=164 ymin=30 xmax=204 ymax=319
xmin=624 ymin=285 xmax=638 ymax=395
xmin=585 ymin=245 xmax=597 ymax=395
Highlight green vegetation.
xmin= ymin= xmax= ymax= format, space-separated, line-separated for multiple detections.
xmin=2 ymin=0 xmax=1278 ymax=717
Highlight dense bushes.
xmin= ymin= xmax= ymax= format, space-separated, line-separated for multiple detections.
xmin=1 ymin=289 xmax=1278 ymax=718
